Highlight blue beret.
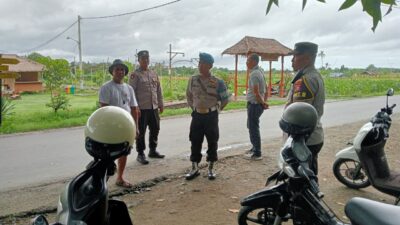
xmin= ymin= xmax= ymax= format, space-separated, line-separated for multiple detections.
xmin=199 ymin=52 xmax=214 ymax=65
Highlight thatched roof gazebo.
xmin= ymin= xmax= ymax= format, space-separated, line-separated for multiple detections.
xmin=222 ymin=36 xmax=292 ymax=98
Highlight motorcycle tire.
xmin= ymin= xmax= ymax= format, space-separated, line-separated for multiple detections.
xmin=333 ymin=158 xmax=370 ymax=189
xmin=238 ymin=206 xmax=278 ymax=225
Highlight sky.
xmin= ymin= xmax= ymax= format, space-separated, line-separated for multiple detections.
xmin=1 ymin=0 xmax=399 ymax=70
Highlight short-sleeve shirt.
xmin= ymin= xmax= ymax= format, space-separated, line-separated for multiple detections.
xmin=287 ymin=66 xmax=325 ymax=145
xmin=246 ymin=65 xmax=266 ymax=103
xmin=186 ymin=74 xmax=229 ymax=109
xmin=99 ymin=80 xmax=138 ymax=113
xmin=129 ymin=68 xmax=164 ymax=110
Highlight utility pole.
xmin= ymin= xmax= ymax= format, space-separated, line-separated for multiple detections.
xmin=78 ymin=15 xmax=82 ymax=73
xmin=67 ymin=15 xmax=83 ymax=89
xmin=167 ymin=43 xmax=184 ymax=90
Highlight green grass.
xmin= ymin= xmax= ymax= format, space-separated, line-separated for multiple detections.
xmin=1 ymin=74 xmax=399 ymax=134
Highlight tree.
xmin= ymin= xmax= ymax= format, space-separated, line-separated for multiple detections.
xmin=266 ymin=0 xmax=398 ymax=31
xmin=28 ymin=53 xmax=71 ymax=112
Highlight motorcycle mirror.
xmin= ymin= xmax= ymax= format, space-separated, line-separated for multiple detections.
xmin=386 ymin=88 xmax=394 ymax=97
xmin=31 ymin=215 xmax=49 ymax=225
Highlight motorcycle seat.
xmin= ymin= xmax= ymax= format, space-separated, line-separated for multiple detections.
xmin=345 ymin=197 xmax=400 ymax=225
xmin=372 ymin=173 xmax=400 ymax=197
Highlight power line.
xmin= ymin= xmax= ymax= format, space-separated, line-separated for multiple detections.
xmin=16 ymin=0 xmax=182 ymax=53
xmin=82 ymin=0 xmax=181 ymax=20
xmin=19 ymin=20 xmax=78 ymax=53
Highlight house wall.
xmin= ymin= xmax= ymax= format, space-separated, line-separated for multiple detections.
xmin=15 ymin=82 xmax=44 ymax=93
xmin=16 ymin=72 xmax=38 ymax=82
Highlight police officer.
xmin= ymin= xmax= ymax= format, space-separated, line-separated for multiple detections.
xmin=129 ymin=50 xmax=165 ymax=165
xmin=185 ymin=52 xmax=230 ymax=180
xmin=286 ymin=42 xmax=325 ymax=175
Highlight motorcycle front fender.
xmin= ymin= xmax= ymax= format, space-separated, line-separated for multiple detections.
xmin=108 ymin=200 xmax=133 ymax=225
xmin=240 ymin=182 xmax=287 ymax=209
xmin=335 ymin=146 xmax=359 ymax=162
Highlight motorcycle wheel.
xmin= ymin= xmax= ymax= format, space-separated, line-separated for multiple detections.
xmin=333 ymin=158 xmax=370 ymax=189
xmin=238 ymin=206 xmax=277 ymax=225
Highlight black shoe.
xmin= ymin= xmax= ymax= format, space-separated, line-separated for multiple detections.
xmin=137 ymin=154 xmax=149 ymax=165
xmin=208 ymin=171 xmax=216 ymax=180
xmin=185 ymin=169 xmax=200 ymax=180
xmin=148 ymin=150 xmax=165 ymax=158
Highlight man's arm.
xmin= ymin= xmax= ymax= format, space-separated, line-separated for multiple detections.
xmin=156 ymin=73 xmax=164 ymax=114
xmin=253 ymin=84 xmax=269 ymax=109
xmin=186 ymin=77 xmax=193 ymax=109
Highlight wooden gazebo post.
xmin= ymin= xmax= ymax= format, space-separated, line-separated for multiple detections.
xmin=234 ymin=54 xmax=238 ymax=100
xmin=268 ymin=61 xmax=272 ymax=97
xmin=279 ymin=56 xmax=285 ymax=98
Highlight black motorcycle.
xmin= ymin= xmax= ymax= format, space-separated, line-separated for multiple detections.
xmin=31 ymin=146 xmax=133 ymax=225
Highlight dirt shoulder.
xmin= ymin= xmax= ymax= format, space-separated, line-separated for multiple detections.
xmin=1 ymin=114 xmax=399 ymax=225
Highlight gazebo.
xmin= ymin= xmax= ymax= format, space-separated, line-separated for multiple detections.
xmin=222 ymin=36 xmax=292 ymax=98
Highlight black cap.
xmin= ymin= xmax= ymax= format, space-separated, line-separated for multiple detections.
xmin=290 ymin=42 xmax=318 ymax=55
xmin=108 ymin=59 xmax=128 ymax=75
xmin=137 ymin=50 xmax=149 ymax=58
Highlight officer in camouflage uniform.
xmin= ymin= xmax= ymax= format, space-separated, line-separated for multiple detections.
xmin=286 ymin=42 xmax=325 ymax=175
xmin=185 ymin=52 xmax=230 ymax=180
xmin=129 ymin=50 xmax=164 ymax=165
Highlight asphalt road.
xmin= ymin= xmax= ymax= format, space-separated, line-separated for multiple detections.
xmin=1 ymin=95 xmax=399 ymax=191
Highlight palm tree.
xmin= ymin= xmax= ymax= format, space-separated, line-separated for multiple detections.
xmin=317 ymin=51 xmax=325 ymax=69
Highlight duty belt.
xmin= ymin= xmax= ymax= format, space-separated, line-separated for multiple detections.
xmin=194 ymin=105 xmax=218 ymax=114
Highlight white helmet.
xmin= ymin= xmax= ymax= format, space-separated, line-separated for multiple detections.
xmin=84 ymin=106 xmax=136 ymax=160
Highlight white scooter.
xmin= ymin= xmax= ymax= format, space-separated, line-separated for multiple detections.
xmin=333 ymin=88 xmax=396 ymax=189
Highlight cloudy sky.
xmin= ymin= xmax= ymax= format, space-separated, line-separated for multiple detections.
xmin=1 ymin=0 xmax=399 ymax=70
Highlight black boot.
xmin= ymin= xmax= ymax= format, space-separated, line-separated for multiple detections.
xmin=148 ymin=149 xmax=165 ymax=158
xmin=137 ymin=153 xmax=149 ymax=165
xmin=207 ymin=161 xmax=216 ymax=180
xmin=185 ymin=162 xmax=199 ymax=180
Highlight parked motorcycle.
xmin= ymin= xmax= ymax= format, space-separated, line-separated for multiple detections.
xmin=333 ymin=89 xmax=400 ymax=204
xmin=237 ymin=102 xmax=400 ymax=225
xmin=31 ymin=106 xmax=135 ymax=225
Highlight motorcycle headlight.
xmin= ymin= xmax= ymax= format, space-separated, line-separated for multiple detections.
xmin=282 ymin=162 xmax=296 ymax=177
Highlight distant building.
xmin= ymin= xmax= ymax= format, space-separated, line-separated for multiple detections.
xmin=1 ymin=54 xmax=45 ymax=94
xmin=329 ymin=72 xmax=345 ymax=78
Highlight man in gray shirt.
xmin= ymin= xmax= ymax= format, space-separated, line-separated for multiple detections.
xmin=245 ymin=53 xmax=269 ymax=160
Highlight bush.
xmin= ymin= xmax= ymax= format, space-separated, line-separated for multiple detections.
xmin=46 ymin=94 xmax=71 ymax=113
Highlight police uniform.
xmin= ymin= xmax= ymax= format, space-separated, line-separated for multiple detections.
xmin=129 ymin=51 xmax=164 ymax=160
xmin=287 ymin=42 xmax=325 ymax=175
xmin=185 ymin=53 xmax=229 ymax=181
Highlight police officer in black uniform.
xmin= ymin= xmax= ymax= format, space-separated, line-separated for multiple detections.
xmin=185 ymin=52 xmax=230 ymax=180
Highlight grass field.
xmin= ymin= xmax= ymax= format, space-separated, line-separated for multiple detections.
xmin=1 ymin=73 xmax=399 ymax=134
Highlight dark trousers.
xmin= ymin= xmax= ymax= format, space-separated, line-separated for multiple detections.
xmin=189 ymin=110 xmax=219 ymax=163
xmin=136 ymin=109 xmax=160 ymax=154
xmin=247 ymin=102 xmax=264 ymax=156
xmin=307 ymin=142 xmax=324 ymax=175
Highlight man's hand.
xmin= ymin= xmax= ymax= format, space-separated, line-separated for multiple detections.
xmin=262 ymin=102 xmax=269 ymax=110
xmin=159 ymin=106 xmax=164 ymax=114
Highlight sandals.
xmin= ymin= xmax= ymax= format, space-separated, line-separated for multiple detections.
xmin=115 ymin=180 xmax=133 ymax=188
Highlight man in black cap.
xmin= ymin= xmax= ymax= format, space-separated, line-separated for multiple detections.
xmin=129 ymin=50 xmax=165 ymax=165
xmin=285 ymin=42 xmax=325 ymax=176
xmin=99 ymin=59 xmax=139 ymax=188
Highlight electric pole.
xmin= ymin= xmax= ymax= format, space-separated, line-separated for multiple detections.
xmin=167 ymin=44 xmax=184 ymax=90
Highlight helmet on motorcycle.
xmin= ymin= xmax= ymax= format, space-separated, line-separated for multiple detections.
xmin=279 ymin=102 xmax=318 ymax=136
xmin=84 ymin=106 xmax=136 ymax=160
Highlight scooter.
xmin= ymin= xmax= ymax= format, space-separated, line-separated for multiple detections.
xmin=238 ymin=133 xmax=400 ymax=225
xmin=31 ymin=150 xmax=134 ymax=225
xmin=333 ymin=89 xmax=400 ymax=200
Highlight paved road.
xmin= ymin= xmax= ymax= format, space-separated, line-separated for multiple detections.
xmin=1 ymin=96 xmax=399 ymax=191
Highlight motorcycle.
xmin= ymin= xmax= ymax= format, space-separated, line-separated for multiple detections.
xmin=30 ymin=105 xmax=136 ymax=225
xmin=238 ymin=134 xmax=345 ymax=225
xmin=237 ymin=100 xmax=400 ymax=225
xmin=333 ymin=89 xmax=398 ymax=198
xmin=31 ymin=157 xmax=134 ymax=225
